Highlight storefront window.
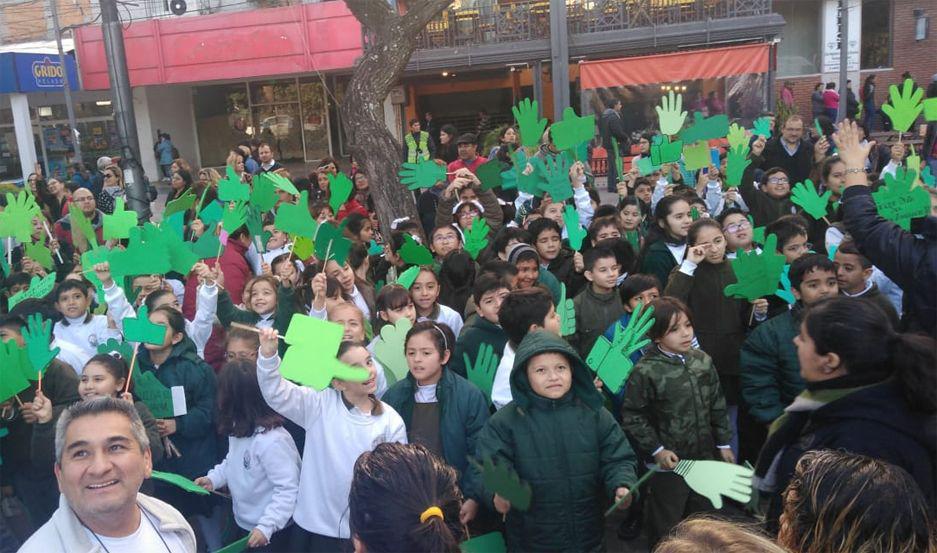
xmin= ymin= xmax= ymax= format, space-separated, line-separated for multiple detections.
xmin=775 ymin=0 xmax=822 ymax=76
xmin=0 ymin=127 xmax=21 ymax=181
xmin=861 ymin=0 xmax=891 ymax=69
xmin=194 ymin=83 xmax=252 ymax=168
xmin=300 ymin=80 xmax=330 ymax=162
xmin=252 ymin=103 xmax=304 ymax=164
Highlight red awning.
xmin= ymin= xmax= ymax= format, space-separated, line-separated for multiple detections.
xmin=580 ymin=43 xmax=769 ymax=90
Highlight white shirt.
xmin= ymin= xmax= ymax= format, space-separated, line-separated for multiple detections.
xmin=53 ymin=338 xmax=88 ymax=375
xmin=81 ymin=510 xmax=190 ymax=553
xmin=491 ymin=342 xmax=516 ymax=410
xmin=53 ymin=314 xmax=121 ymax=359
xmin=206 ymin=427 xmax=300 ymax=540
xmin=415 ymin=383 xmax=438 ymax=403
xmin=418 ymin=304 xmax=464 ymax=339
xmin=256 ymin=352 xmax=407 ymax=538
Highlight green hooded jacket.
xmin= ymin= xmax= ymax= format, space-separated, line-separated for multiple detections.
xmin=739 ymin=309 xmax=804 ymax=424
xmin=621 ymin=348 xmax=732 ymax=460
xmin=472 ymin=331 xmax=637 ymax=552
xmin=449 ymin=315 xmax=508 ymax=378
xmin=381 ymin=368 xmax=489 ymax=500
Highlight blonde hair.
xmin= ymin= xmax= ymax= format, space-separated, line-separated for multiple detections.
xmin=107 ymin=165 xmax=124 ymax=187
xmin=654 ymin=517 xmax=788 ymax=553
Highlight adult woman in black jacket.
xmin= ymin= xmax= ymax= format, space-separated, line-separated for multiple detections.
xmin=755 ymin=297 xmax=936 ymax=533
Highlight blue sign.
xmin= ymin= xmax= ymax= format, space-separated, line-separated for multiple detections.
xmin=0 ymin=52 xmax=81 ymax=93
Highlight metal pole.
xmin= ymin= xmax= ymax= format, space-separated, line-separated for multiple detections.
xmin=532 ymin=60 xmax=544 ymax=118
xmin=100 ymin=0 xmax=150 ymax=219
xmin=549 ymin=0 xmax=570 ymax=121
xmin=837 ymin=0 xmax=849 ymax=121
xmin=49 ymin=0 xmax=82 ymax=165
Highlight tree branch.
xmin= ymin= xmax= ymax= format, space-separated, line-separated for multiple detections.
xmin=401 ymin=0 xmax=454 ymax=34
xmin=344 ymin=0 xmax=400 ymax=34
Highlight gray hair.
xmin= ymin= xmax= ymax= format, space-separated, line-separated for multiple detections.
xmin=55 ymin=397 xmax=150 ymax=463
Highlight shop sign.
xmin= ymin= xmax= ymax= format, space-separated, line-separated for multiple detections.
xmin=10 ymin=53 xmax=81 ymax=93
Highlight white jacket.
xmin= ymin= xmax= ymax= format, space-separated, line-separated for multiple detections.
xmin=19 ymin=493 xmax=195 ymax=553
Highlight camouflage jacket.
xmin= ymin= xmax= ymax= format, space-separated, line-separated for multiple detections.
xmin=620 ymin=347 xmax=733 ymax=460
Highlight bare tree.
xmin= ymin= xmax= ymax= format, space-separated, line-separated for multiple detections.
xmin=340 ymin=0 xmax=452 ymax=236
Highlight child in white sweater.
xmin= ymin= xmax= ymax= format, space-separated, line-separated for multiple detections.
xmin=256 ymin=327 xmax=407 ymax=550
xmin=52 ymin=278 xmax=122 ymax=359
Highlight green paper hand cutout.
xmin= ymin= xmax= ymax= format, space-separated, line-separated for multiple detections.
xmin=189 ymin=229 xmax=222 ymax=260
xmin=123 ymin=305 xmax=168 ymax=345
xmin=538 ymin=152 xmax=573 ymax=202
xmin=551 ymin=107 xmax=595 ymax=152
xmin=906 ymin=145 xmax=922 ymax=186
xmin=790 ymin=179 xmax=831 ymax=220
xmin=873 ymin=167 xmax=931 ymax=230
xmin=690 ymin=206 xmax=700 ymax=221
xmin=221 ymin=201 xmax=248 ymax=234
xmin=396 ymin=265 xmax=420 ymax=289
xmin=280 ymin=314 xmax=370 ymax=390
xmin=751 ymin=116 xmax=772 ymax=138
xmin=748 ymin=215 xmax=765 ymax=245
xmin=21 ymin=313 xmax=59 ymax=377
xmin=8 ymin=273 xmax=56 ymax=310
xmin=97 ymin=338 xmax=134 ymax=360
xmin=0 ymin=340 xmax=31 ymax=402
xmin=679 ymin=112 xmax=730 ymax=144
xmin=464 ymin=342 xmax=499 ymax=405
xmin=274 ymin=191 xmax=317 ymax=238
xmin=399 ymin=234 xmax=435 ymax=266
xmin=476 ymin=457 xmax=532 ymax=511
xmin=725 ymin=144 xmax=751 ymax=188
xmin=0 ymin=192 xmax=41 ymax=242
xmin=245 ymin=205 xmax=268 ymax=253
xmin=512 ymin=98 xmax=547 ymax=148
xmin=650 ymin=136 xmax=683 ymax=165
xmin=24 ymin=242 xmax=53 ymax=271
xmin=249 ymin=174 xmax=279 ymax=212
xmin=400 ymin=160 xmax=446 ymax=190
xmin=103 ymin=198 xmax=139 ymax=240
xmin=611 ymin=139 xmax=624 ymax=180
xmin=134 ymin=370 xmax=175 ymax=418
xmin=150 ymin=470 xmax=210 ymax=495
xmin=776 ymin=264 xmax=795 ymax=305
xmin=586 ymin=301 xmax=654 ymax=394
xmin=674 ymin=460 xmax=753 ymax=509
xmin=563 ymin=205 xmax=586 ymax=251
xmin=368 ymin=239 xmax=383 ymax=256
xmin=463 ymin=217 xmax=490 ymax=260
xmin=108 ymin=226 xmax=172 ymax=280
xmin=557 ymin=283 xmax=576 ymax=336
xmin=217 ymin=166 xmax=250 ymax=202
xmin=924 ymin=97 xmax=937 ymax=122
xmin=635 ymin=156 xmax=660 ymax=176
xmin=656 ymin=91 xmax=687 ymax=136
xmin=314 ymin=223 xmax=352 ymax=266
xmin=682 ymin=141 xmax=710 ymax=171
xmin=882 ymin=78 xmax=924 ymax=133
xmin=198 ymin=201 xmax=223 ymax=227
xmin=460 ymin=532 xmax=506 ymax=553
xmin=512 ymin=149 xmax=542 ymax=195
xmin=68 ymin=203 xmax=99 ymax=250
xmin=726 ymin=123 xmax=749 ymax=151
xmin=723 ymin=234 xmax=786 ymax=301
xmin=162 ymin=189 xmax=195 ymax=220
xmin=328 ymin=173 xmax=354 ymax=214
xmin=476 ymin=159 xmax=506 ymax=191
xmin=265 ymin=172 xmax=300 ymax=196
xmin=214 ymin=535 xmax=250 ymax=553
xmin=372 ymin=317 xmax=413 ymax=383
xmin=292 ymin=235 xmax=313 ymax=260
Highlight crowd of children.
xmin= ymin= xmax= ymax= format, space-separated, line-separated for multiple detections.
xmin=1 ymin=110 xmax=935 ymax=553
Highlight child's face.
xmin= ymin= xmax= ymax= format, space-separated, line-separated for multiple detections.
xmin=273 ymin=260 xmax=299 ymax=287
xmin=330 ymin=305 xmax=365 ymax=342
xmin=593 ymin=224 xmax=621 ymax=243
xmin=249 ymin=280 xmax=277 ymax=315
xmin=764 ymin=172 xmax=791 ymax=199
xmin=538 ymin=304 xmax=562 ymax=335
xmin=656 ymin=312 xmax=694 ymax=354
xmin=542 ymin=203 xmax=564 ymax=226
xmin=691 ymin=225 xmax=727 ymax=264
xmin=626 ymin=287 xmax=659 ymax=313
xmin=148 ymin=292 xmax=181 ymax=313
xmin=266 ymin=228 xmax=288 ymax=250
xmin=456 ymin=207 xmax=480 ymax=231
xmin=793 ymin=268 xmax=838 ymax=306
xmin=476 ymin=287 xmax=509 ymax=324
xmin=721 ymin=213 xmax=752 ymax=252
xmin=411 ymin=271 xmax=440 ymax=313
xmin=534 ymin=229 xmax=562 ymax=262
xmin=618 ymin=205 xmax=642 ymax=231
xmin=833 ymin=251 xmax=870 ymax=294
xmin=336 ymin=346 xmax=377 ymax=397
xmin=132 ymin=275 xmax=163 ymax=298
xmin=406 ymin=332 xmax=449 ymax=386
xmin=225 ymin=338 xmax=259 ymax=363
xmin=79 ymin=362 xmax=122 ymax=401
xmin=690 ymin=202 xmax=709 ymax=219
xmin=380 ymin=300 xmax=417 ymax=326
xmin=513 ymin=259 xmax=539 ymax=289
xmin=824 ymin=161 xmax=846 ymax=196
xmin=326 ymin=260 xmax=356 ymax=293
xmin=585 ymin=256 xmax=620 ymax=291
xmin=661 ymin=200 xmax=692 ymax=239
xmin=431 ymin=227 xmax=460 ymax=258
xmin=56 ymin=288 xmax=91 ymax=319
xmin=526 ymin=352 xmax=572 ymax=400
xmin=357 ymin=221 xmax=374 ymax=243
xmin=635 ymin=184 xmax=652 ymax=204
xmin=780 ymin=234 xmax=810 ymax=264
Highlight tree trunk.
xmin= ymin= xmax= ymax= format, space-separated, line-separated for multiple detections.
xmin=340 ymin=0 xmax=453 ymax=237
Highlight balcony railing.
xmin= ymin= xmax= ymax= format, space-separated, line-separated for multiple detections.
xmin=415 ymin=0 xmax=772 ymax=50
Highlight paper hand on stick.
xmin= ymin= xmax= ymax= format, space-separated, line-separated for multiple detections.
xmin=278 ymin=314 xmax=370 ymax=390
xmin=563 ymin=205 xmax=587 ymax=251
xmin=464 ymin=342 xmax=499 ymax=405
xmin=328 ymin=173 xmax=354 ymax=214
xmin=103 ymin=198 xmax=139 ymax=240
xmin=373 ymin=317 xmax=413 ymax=383
xmin=673 ymin=460 xmax=754 ymax=509
xmin=550 ymin=107 xmax=595 ymax=152
xmin=790 ymin=179 xmax=831 ymax=220
xmin=656 ymin=91 xmax=687 ymax=136
xmin=512 ymin=98 xmax=548 ymax=148
xmin=476 ymin=457 xmax=532 ymax=511
xmin=538 ymin=152 xmax=574 ymax=202
xmin=150 ymin=470 xmax=211 ymax=495
xmin=218 ymin=166 xmax=250 ymax=202
xmin=21 ymin=313 xmax=59 ymax=379
xmin=873 ymin=167 xmax=931 ymax=230
xmin=123 ymin=306 xmax=168 ymax=345
xmin=400 ymin=160 xmax=446 ymax=190
xmin=399 ymin=234 xmax=435 ymax=266
xmin=882 ymin=78 xmax=924 ymax=133
xmin=463 ymin=217 xmax=490 ymax=260
xmin=723 ymin=234 xmax=786 ymax=301
xmin=586 ymin=301 xmax=654 ymax=394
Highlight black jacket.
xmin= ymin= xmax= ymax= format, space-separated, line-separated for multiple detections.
xmin=600 ymin=108 xmax=628 ymax=151
xmin=841 ymin=186 xmax=937 ymax=335
xmin=759 ymin=137 xmax=815 ymax=190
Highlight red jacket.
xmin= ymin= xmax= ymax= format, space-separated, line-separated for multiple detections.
xmin=446 ymin=156 xmax=488 ymax=182
xmin=337 ymin=199 xmax=370 ymax=221
xmin=182 ymin=237 xmax=251 ymax=319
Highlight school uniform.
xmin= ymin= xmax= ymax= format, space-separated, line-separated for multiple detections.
xmin=571 ymin=285 xmax=623 ymax=359
xmin=417 ymin=303 xmax=464 ymax=338
xmin=52 ymin=313 xmax=122 ymax=360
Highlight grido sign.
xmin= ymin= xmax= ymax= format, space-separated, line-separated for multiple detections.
xmin=31 ymin=56 xmax=67 ymax=87
xmin=2 ymin=52 xmax=81 ymax=93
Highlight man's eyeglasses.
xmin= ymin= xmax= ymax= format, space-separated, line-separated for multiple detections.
xmin=723 ymin=221 xmax=752 ymax=234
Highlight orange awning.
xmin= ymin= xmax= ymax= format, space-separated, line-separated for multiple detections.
xmin=580 ymin=43 xmax=769 ymax=90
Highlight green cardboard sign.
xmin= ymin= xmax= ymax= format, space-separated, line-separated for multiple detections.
xmin=8 ymin=273 xmax=56 ymax=310
xmin=723 ymin=234 xmax=786 ymax=301
xmin=134 ymin=370 xmax=174 ymax=419
xmin=373 ymin=317 xmax=413 ymax=383
xmin=279 ymin=314 xmax=370 ymax=390
xmin=123 ymin=305 xmax=168 ymax=346
xmin=872 ymin=167 xmax=930 ymax=230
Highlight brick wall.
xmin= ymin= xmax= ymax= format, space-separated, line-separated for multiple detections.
xmin=0 ymin=0 xmax=92 ymax=44
xmin=775 ymin=0 xmax=937 ymax=126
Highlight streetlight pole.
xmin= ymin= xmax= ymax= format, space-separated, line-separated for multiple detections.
xmin=48 ymin=0 xmax=83 ymax=165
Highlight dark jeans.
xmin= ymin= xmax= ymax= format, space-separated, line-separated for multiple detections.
xmin=862 ymin=103 xmax=876 ymax=130
xmin=289 ymin=525 xmax=352 ymax=553
xmin=606 ymin=142 xmax=620 ymax=192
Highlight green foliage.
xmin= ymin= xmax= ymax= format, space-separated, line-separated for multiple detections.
xmin=790 ymin=179 xmax=831 ymax=220
xmin=872 ymin=167 xmax=931 ymax=230
xmin=723 ymin=234 xmax=786 ymax=301
xmin=512 ymin=98 xmax=548 ymax=148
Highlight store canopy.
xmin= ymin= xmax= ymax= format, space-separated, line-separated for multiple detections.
xmin=0 ymin=51 xmax=81 ymax=93
xmin=580 ymin=43 xmax=769 ymax=90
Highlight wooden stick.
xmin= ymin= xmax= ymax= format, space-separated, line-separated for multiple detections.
xmin=6 ymin=237 xmax=10 ymax=268
xmin=214 ymin=224 xmax=224 ymax=267
xmin=229 ymin=322 xmax=286 ymax=341
xmin=37 ymin=366 xmax=42 ymax=394
xmin=13 ymin=394 xmax=23 ymax=408
xmin=41 ymin=221 xmax=64 ymax=264
xmin=748 ymin=307 xmax=756 ymax=327
xmin=124 ymin=343 xmax=139 ymax=394
xmin=822 ymin=216 xmax=832 ymax=226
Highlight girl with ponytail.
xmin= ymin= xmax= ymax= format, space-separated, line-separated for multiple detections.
xmin=755 ymin=296 xmax=936 ymax=532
